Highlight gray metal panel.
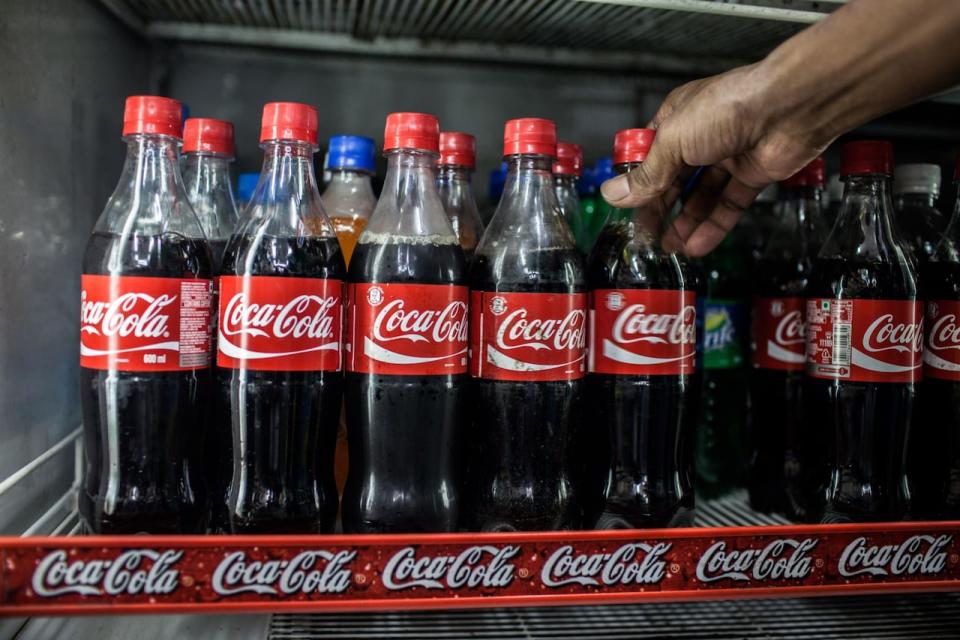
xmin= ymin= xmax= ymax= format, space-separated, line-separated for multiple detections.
xmin=17 ymin=613 xmax=271 ymax=640
xmin=0 ymin=0 xmax=148 ymax=548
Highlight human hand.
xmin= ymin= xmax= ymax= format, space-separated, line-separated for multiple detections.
xmin=600 ymin=63 xmax=827 ymax=257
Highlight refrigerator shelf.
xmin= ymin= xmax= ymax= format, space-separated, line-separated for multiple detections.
xmin=96 ymin=0 xmax=843 ymax=73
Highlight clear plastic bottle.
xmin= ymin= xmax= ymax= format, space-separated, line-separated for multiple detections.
xmin=914 ymin=156 xmax=960 ymax=519
xmin=344 ymin=113 xmax=468 ymax=533
xmin=467 ymin=118 xmax=587 ymax=531
xmin=586 ymin=128 xmax=696 ymax=529
xmin=749 ymin=158 xmax=828 ymax=520
xmin=236 ymin=172 xmax=259 ymax=209
xmin=894 ymin=163 xmax=945 ymax=262
xmin=322 ymin=135 xmax=377 ymax=266
xmin=79 ymin=95 xmax=213 ymax=534
xmin=216 ymin=102 xmax=346 ymax=533
xmin=182 ymin=118 xmax=240 ymax=271
xmin=554 ymin=142 xmax=584 ymax=251
xmin=437 ymin=131 xmax=484 ymax=261
xmin=806 ymin=140 xmax=919 ymax=523
xmin=483 ymin=162 xmax=507 ymax=225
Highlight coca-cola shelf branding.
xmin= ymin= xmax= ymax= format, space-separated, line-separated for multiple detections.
xmin=752 ymin=297 xmax=806 ymax=371
xmin=4 ymin=524 xmax=958 ymax=614
xmin=924 ymin=300 xmax=960 ymax=380
xmin=806 ymin=298 xmax=923 ymax=382
xmin=470 ymin=291 xmax=588 ymax=381
xmin=80 ymin=275 xmax=212 ymax=371
xmin=589 ymin=289 xmax=695 ymax=375
xmin=347 ymin=283 xmax=469 ymax=376
xmin=217 ymin=276 xmax=343 ymax=371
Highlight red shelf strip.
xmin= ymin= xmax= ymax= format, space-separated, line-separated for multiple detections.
xmin=1 ymin=522 xmax=958 ymax=616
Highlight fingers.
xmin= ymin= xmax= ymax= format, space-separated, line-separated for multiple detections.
xmin=671 ymin=165 xmax=732 ymax=244
xmin=600 ymin=124 xmax=685 ymax=210
xmin=683 ymin=177 xmax=764 ymax=257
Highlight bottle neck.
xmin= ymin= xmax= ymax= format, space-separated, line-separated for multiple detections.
xmin=364 ymin=148 xmax=455 ymax=240
xmin=500 ymin=154 xmax=558 ymax=220
xmin=554 ymin=174 xmax=579 ymax=189
xmin=895 ymin=191 xmax=938 ymax=211
xmin=822 ymin=173 xmax=905 ymax=262
xmin=763 ymin=185 xmax=826 ymax=261
xmin=119 ymin=134 xmax=185 ymax=201
xmin=182 ymin=152 xmax=238 ymax=241
xmin=255 ymin=140 xmax=320 ymax=204
xmin=934 ymin=186 xmax=960 ymax=261
xmin=323 ymin=168 xmax=375 ymax=205
xmin=437 ymin=165 xmax=474 ymax=185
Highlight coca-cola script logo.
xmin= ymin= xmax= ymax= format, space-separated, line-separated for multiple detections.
xmin=211 ymin=550 xmax=355 ymax=596
xmin=217 ymin=275 xmax=342 ymax=371
xmin=752 ymin=297 xmax=805 ymax=370
xmin=590 ymin=290 xmax=695 ymax=375
xmin=924 ymin=301 xmax=960 ymax=379
xmin=471 ymin=291 xmax=588 ymax=381
xmin=80 ymin=275 xmax=211 ymax=371
xmin=695 ymin=538 xmax=817 ymax=583
xmin=838 ymin=535 xmax=952 ymax=578
xmin=81 ymin=290 xmax=174 ymax=339
xmin=540 ymin=543 xmax=671 ymax=588
xmin=807 ymin=299 xmax=922 ymax=382
xmin=32 ymin=549 xmax=182 ymax=597
xmin=348 ymin=283 xmax=469 ymax=376
xmin=382 ymin=545 xmax=519 ymax=590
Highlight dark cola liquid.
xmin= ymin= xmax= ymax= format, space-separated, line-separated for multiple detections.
xmin=750 ymin=258 xmax=818 ymax=521
xmin=467 ymin=246 xmax=586 ymax=532
xmin=586 ymin=222 xmax=695 ymax=530
xmin=916 ymin=260 xmax=960 ymax=519
xmin=343 ymin=240 xmax=467 ymax=533
xmin=80 ymin=231 xmax=212 ymax=534
xmin=806 ymin=257 xmax=915 ymax=523
xmin=217 ymin=234 xmax=345 ymax=534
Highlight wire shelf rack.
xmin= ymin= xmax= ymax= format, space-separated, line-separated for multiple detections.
xmin=97 ymin=0 xmax=845 ymax=72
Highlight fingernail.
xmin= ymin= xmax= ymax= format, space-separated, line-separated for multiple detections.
xmin=600 ymin=175 xmax=630 ymax=202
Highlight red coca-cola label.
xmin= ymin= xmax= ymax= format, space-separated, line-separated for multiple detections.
xmin=346 ymin=283 xmax=469 ymax=376
xmin=80 ymin=275 xmax=211 ymax=371
xmin=589 ymin=289 xmax=695 ymax=375
xmin=217 ymin=276 xmax=343 ymax=371
xmin=470 ymin=291 xmax=587 ymax=381
xmin=806 ymin=298 xmax=922 ymax=382
xmin=752 ymin=297 xmax=806 ymax=371
xmin=924 ymin=300 xmax=960 ymax=380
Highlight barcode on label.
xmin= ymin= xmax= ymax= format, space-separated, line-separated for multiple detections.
xmin=832 ymin=323 xmax=851 ymax=365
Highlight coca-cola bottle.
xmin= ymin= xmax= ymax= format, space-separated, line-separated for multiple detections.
xmin=806 ymin=140 xmax=920 ymax=523
xmin=748 ymin=158 xmax=828 ymax=520
xmin=181 ymin=118 xmax=239 ymax=271
xmin=914 ymin=156 xmax=960 ymax=519
xmin=79 ymin=95 xmax=213 ymax=534
xmin=437 ymin=131 xmax=484 ymax=261
xmin=343 ymin=113 xmax=468 ymax=533
xmin=467 ymin=118 xmax=587 ymax=531
xmin=217 ymin=102 xmax=345 ymax=533
xmin=894 ymin=163 xmax=946 ymax=262
xmin=554 ymin=142 xmax=585 ymax=247
xmin=587 ymin=128 xmax=696 ymax=529
xmin=322 ymin=135 xmax=377 ymax=266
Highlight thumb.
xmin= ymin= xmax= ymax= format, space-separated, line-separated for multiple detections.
xmin=600 ymin=127 xmax=683 ymax=209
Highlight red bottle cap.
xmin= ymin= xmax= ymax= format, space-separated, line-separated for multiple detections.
xmin=841 ymin=140 xmax=893 ymax=177
xmin=613 ymin=128 xmax=656 ymax=165
xmin=439 ymin=131 xmax=476 ymax=168
xmin=182 ymin=118 xmax=235 ymax=156
xmin=384 ymin=113 xmax=440 ymax=153
xmin=781 ymin=156 xmax=825 ymax=187
xmin=260 ymin=102 xmax=318 ymax=144
xmin=503 ymin=118 xmax=556 ymax=157
xmin=553 ymin=142 xmax=583 ymax=176
xmin=122 ymin=95 xmax=183 ymax=138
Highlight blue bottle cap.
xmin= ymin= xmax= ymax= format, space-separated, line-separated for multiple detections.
xmin=488 ymin=161 xmax=508 ymax=200
xmin=578 ymin=165 xmax=596 ymax=196
xmin=237 ymin=172 xmax=259 ymax=203
xmin=593 ymin=156 xmax=615 ymax=189
xmin=326 ymin=135 xmax=376 ymax=173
